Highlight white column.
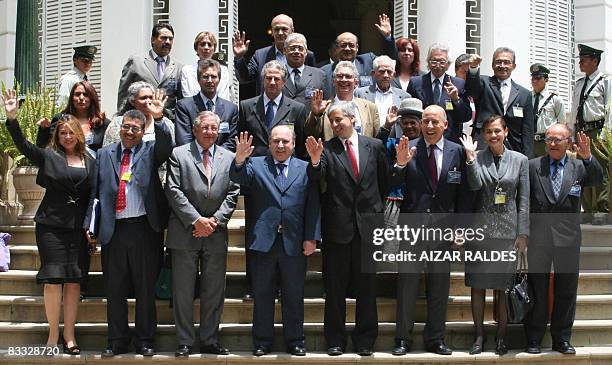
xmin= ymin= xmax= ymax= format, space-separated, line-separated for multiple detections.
xmin=169 ymin=0 xmax=218 ymax=68
xmin=0 ymin=0 xmax=17 ymax=88
xmin=100 ymin=0 xmax=151 ymax=116
xmin=479 ymin=0 xmax=531 ymax=86
xmin=416 ymin=0 xmax=466 ymax=65
xmin=575 ymin=0 xmax=612 ymax=75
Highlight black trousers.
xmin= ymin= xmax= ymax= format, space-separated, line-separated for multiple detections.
xmin=323 ymin=234 xmax=378 ymax=350
xmin=525 ymin=244 xmax=580 ymax=344
xmin=101 ymin=217 xmax=162 ymax=348
xmin=251 ymin=235 xmax=306 ymax=349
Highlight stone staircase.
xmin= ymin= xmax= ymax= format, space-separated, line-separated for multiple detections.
xmin=0 ymin=198 xmax=611 ymax=363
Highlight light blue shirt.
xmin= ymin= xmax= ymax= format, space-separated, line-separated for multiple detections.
xmin=273 ymin=156 xmax=290 ymax=178
xmin=200 ymin=92 xmax=218 ymax=113
xmin=115 ymin=143 xmax=146 ymax=219
xmin=549 ymin=155 xmax=567 ymax=181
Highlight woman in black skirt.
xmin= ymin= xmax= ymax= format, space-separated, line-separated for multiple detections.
xmin=3 ymin=89 xmax=96 ymax=355
xmin=460 ymin=115 xmax=529 ymax=355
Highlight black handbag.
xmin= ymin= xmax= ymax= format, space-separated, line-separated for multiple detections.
xmin=506 ymin=252 xmax=533 ymax=323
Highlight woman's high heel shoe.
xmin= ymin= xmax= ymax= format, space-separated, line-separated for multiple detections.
xmin=63 ymin=340 xmax=81 ymax=355
xmin=469 ymin=337 xmax=486 ymax=355
xmin=494 ymin=338 xmax=508 ymax=356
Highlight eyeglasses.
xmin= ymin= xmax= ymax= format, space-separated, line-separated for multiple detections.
xmin=494 ymin=59 xmax=513 ymax=66
xmin=338 ymin=42 xmax=357 ymax=49
xmin=544 ymin=136 xmax=569 ymax=144
xmin=286 ymin=45 xmax=305 ymax=52
xmin=428 ymin=59 xmax=448 ymax=66
xmin=121 ymin=124 xmax=143 ymax=133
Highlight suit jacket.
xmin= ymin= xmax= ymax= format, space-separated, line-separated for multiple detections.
xmin=7 ymin=119 xmax=95 ymax=229
xmin=466 ymin=68 xmax=535 ymax=157
xmin=84 ymin=122 xmax=174 ymax=245
xmin=283 ymin=65 xmax=328 ymax=111
xmin=354 ymin=84 xmax=410 ymax=108
xmin=304 ymin=97 xmax=380 ymax=141
xmin=391 ymin=70 xmax=426 ymax=92
xmin=230 ymin=156 xmax=321 ymax=256
xmin=529 ymin=155 xmax=603 ymax=248
xmin=36 ymin=114 xmax=111 ymax=152
xmin=237 ymin=94 xmax=308 ymax=159
xmin=234 ymin=45 xmax=316 ymax=95
xmin=307 ymin=134 xmax=404 ymax=244
xmin=466 ymin=147 xmax=529 ymax=240
xmin=117 ymin=50 xmax=183 ymax=120
xmin=165 ymin=142 xmax=240 ymax=251
xmin=407 ymin=72 xmax=472 ymax=143
xmin=174 ymin=93 xmax=238 ymax=151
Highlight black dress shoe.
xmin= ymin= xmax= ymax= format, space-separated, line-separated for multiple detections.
xmin=392 ymin=339 xmax=410 ymax=355
xmin=356 ymin=348 xmax=373 ymax=356
xmin=175 ymin=345 xmax=192 ymax=357
xmin=287 ymin=345 xmax=306 ymax=356
xmin=252 ymin=346 xmax=270 ymax=356
xmin=494 ymin=338 xmax=508 ymax=356
xmin=526 ymin=341 xmax=541 ymax=354
xmin=136 ymin=345 xmax=155 ymax=357
xmin=327 ymin=346 xmax=343 ymax=356
xmin=426 ymin=342 xmax=452 ymax=355
xmin=201 ymin=343 xmax=229 ymax=355
xmin=101 ymin=345 xmax=129 ymax=358
xmin=552 ymin=341 xmax=576 ymax=354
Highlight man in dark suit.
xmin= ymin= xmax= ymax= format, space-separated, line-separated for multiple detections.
xmin=393 ymin=105 xmax=472 ymax=356
xmin=525 ymin=124 xmax=603 ymax=355
xmin=321 ymin=14 xmax=398 ymax=97
xmin=305 ymin=101 xmax=411 ymax=356
xmin=84 ymin=109 xmax=174 ymax=357
xmin=165 ymin=111 xmax=240 ymax=357
xmin=233 ymin=14 xmax=316 ymax=95
xmin=282 ymin=33 xmax=328 ymax=111
xmin=465 ymin=47 xmax=535 ymax=157
xmin=117 ymin=23 xmax=182 ymax=120
xmin=407 ymin=44 xmax=472 ymax=144
xmin=230 ymin=125 xmax=321 ymax=356
xmin=175 ymin=59 xmax=238 ymax=150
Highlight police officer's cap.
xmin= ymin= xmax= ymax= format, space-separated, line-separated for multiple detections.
xmin=530 ymin=63 xmax=550 ymax=77
xmin=577 ymin=44 xmax=603 ymax=58
xmin=73 ymin=45 xmax=97 ymax=60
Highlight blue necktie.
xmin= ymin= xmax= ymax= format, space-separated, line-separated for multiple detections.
xmin=276 ymin=163 xmax=286 ymax=187
xmin=433 ymin=79 xmax=441 ymax=104
xmin=266 ymin=101 xmax=275 ymax=129
xmin=552 ymin=161 xmax=562 ymax=199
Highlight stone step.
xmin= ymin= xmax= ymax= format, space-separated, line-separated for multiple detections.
xmin=581 ymin=224 xmax=612 ymax=247
xmin=1 ymin=270 xmax=611 ymax=298
xmin=0 ymin=320 xmax=610 ymax=352
xmin=1 ymin=294 xmax=611 ymax=324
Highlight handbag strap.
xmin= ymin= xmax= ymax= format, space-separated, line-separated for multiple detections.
xmin=516 ymin=251 xmax=528 ymax=273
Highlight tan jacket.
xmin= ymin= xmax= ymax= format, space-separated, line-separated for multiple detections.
xmin=304 ymin=97 xmax=380 ymax=140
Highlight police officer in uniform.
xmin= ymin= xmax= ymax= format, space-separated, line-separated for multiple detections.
xmin=572 ymin=44 xmax=612 ymax=213
xmin=57 ymin=45 xmax=97 ymax=107
xmin=531 ymin=63 xmax=565 ymax=156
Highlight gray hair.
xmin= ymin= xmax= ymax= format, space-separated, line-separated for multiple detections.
xmin=327 ymin=101 xmax=356 ymax=119
xmin=333 ymin=61 xmax=359 ymax=81
xmin=372 ymin=55 xmax=396 ymax=71
xmin=118 ymin=81 xmax=155 ymax=115
xmin=262 ymin=60 xmax=288 ymax=81
xmin=197 ymin=59 xmax=221 ymax=80
xmin=193 ymin=111 xmax=220 ymax=127
xmin=545 ymin=123 xmax=572 ymax=140
xmin=284 ymin=32 xmax=307 ymax=50
xmin=493 ymin=46 xmax=516 ymax=64
xmin=427 ymin=43 xmax=451 ymax=63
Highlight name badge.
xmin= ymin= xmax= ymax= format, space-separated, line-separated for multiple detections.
xmin=219 ymin=122 xmax=230 ymax=133
xmin=305 ymin=86 xmax=316 ymax=98
xmin=447 ymin=168 xmax=461 ymax=184
xmin=445 ymin=101 xmax=454 ymax=111
xmin=513 ymin=106 xmax=524 ymax=118
xmin=164 ymin=78 xmax=178 ymax=93
xmin=569 ymin=184 xmax=581 ymax=197
xmin=494 ymin=190 xmax=507 ymax=205
xmin=121 ymin=171 xmax=132 ymax=182
xmin=359 ymin=75 xmax=373 ymax=87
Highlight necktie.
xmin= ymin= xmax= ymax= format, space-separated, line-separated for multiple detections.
xmin=577 ymin=76 xmax=590 ymax=125
xmin=345 ymin=140 xmax=359 ymax=179
xmin=116 ymin=149 xmax=131 ymax=212
xmin=83 ymin=74 xmax=88 ymax=81
xmin=433 ymin=78 xmax=441 ymax=104
xmin=276 ymin=163 xmax=287 ymax=187
xmin=293 ymin=69 xmax=301 ymax=87
xmin=552 ymin=161 xmax=562 ymax=200
xmin=266 ymin=101 xmax=276 ymax=129
xmin=206 ymin=99 xmax=214 ymax=111
xmin=428 ymin=144 xmax=438 ymax=191
xmin=155 ymin=56 xmax=166 ymax=81
xmin=533 ymin=93 xmax=541 ymax=126
xmin=501 ymin=81 xmax=510 ymax=112
xmin=203 ymin=149 xmax=212 ymax=197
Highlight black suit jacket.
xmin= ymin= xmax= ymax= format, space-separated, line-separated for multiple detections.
xmin=407 ymin=73 xmax=472 ymax=143
xmin=307 ymin=134 xmax=405 ymax=244
xmin=174 ymin=93 xmax=238 ymax=151
xmin=466 ymin=68 xmax=535 ymax=157
xmin=283 ymin=65 xmax=328 ymax=111
xmin=529 ymin=155 xmax=603 ymax=248
xmin=237 ymin=94 xmax=308 ymax=159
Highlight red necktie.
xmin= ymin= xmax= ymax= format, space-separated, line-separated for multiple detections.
xmin=116 ymin=149 xmax=131 ymax=212
xmin=428 ymin=144 xmax=438 ymax=191
xmin=203 ymin=149 xmax=211 ymax=197
xmin=345 ymin=139 xmax=359 ymax=179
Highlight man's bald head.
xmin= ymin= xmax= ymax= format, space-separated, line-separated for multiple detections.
xmin=271 ymin=14 xmax=294 ymax=50
xmin=421 ymin=105 xmax=448 ymax=144
xmin=336 ymin=32 xmax=359 ymax=61
xmin=546 ymin=123 xmax=571 ymax=139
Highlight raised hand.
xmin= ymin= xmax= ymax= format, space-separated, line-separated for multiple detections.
xmin=444 ymin=80 xmax=459 ymax=102
xmin=395 ymin=136 xmax=416 ymax=166
xmin=460 ymin=134 xmax=478 ymax=162
xmin=374 ymin=13 xmax=392 ymax=38
xmin=385 ymin=105 xmax=399 ymax=129
xmin=232 ymin=31 xmax=250 ymax=58
xmin=37 ymin=117 xmax=51 ymax=128
xmin=149 ymin=88 xmax=167 ymax=119
xmin=1 ymin=89 xmax=18 ymax=120
xmin=234 ymin=131 xmax=254 ymax=164
xmin=573 ymin=131 xmax=592 ymax=160
xmin=468 ymin=54 xmax=482 ymax=68
xmin=310 ymin=89 xmax=330 ymax=116
xmin=305 ymin=136 xmax=324 ymax=164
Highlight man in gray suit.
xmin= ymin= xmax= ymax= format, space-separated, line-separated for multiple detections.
xmin=355 ymin=55 xmax=410 ymax=136
xmin=283 ymin=33 xmax=328 ymax=112
xmin=118 ymin=23 xmax=183 ymax=120
xmin=165 ymin=111 xmax=240 ymax=357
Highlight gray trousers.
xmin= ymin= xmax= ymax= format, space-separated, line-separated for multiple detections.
xmin=171 ymin=247 xmax=227 ymax=347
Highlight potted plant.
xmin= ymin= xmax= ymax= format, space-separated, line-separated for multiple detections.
xmin=591 ymin=128 xmax=612 ymax=224
xmin=0 ymin=83 xmax=62 ymax=224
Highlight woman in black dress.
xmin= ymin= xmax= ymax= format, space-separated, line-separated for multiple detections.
xmin=3 ymin=89 xmax=96 ymax=354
